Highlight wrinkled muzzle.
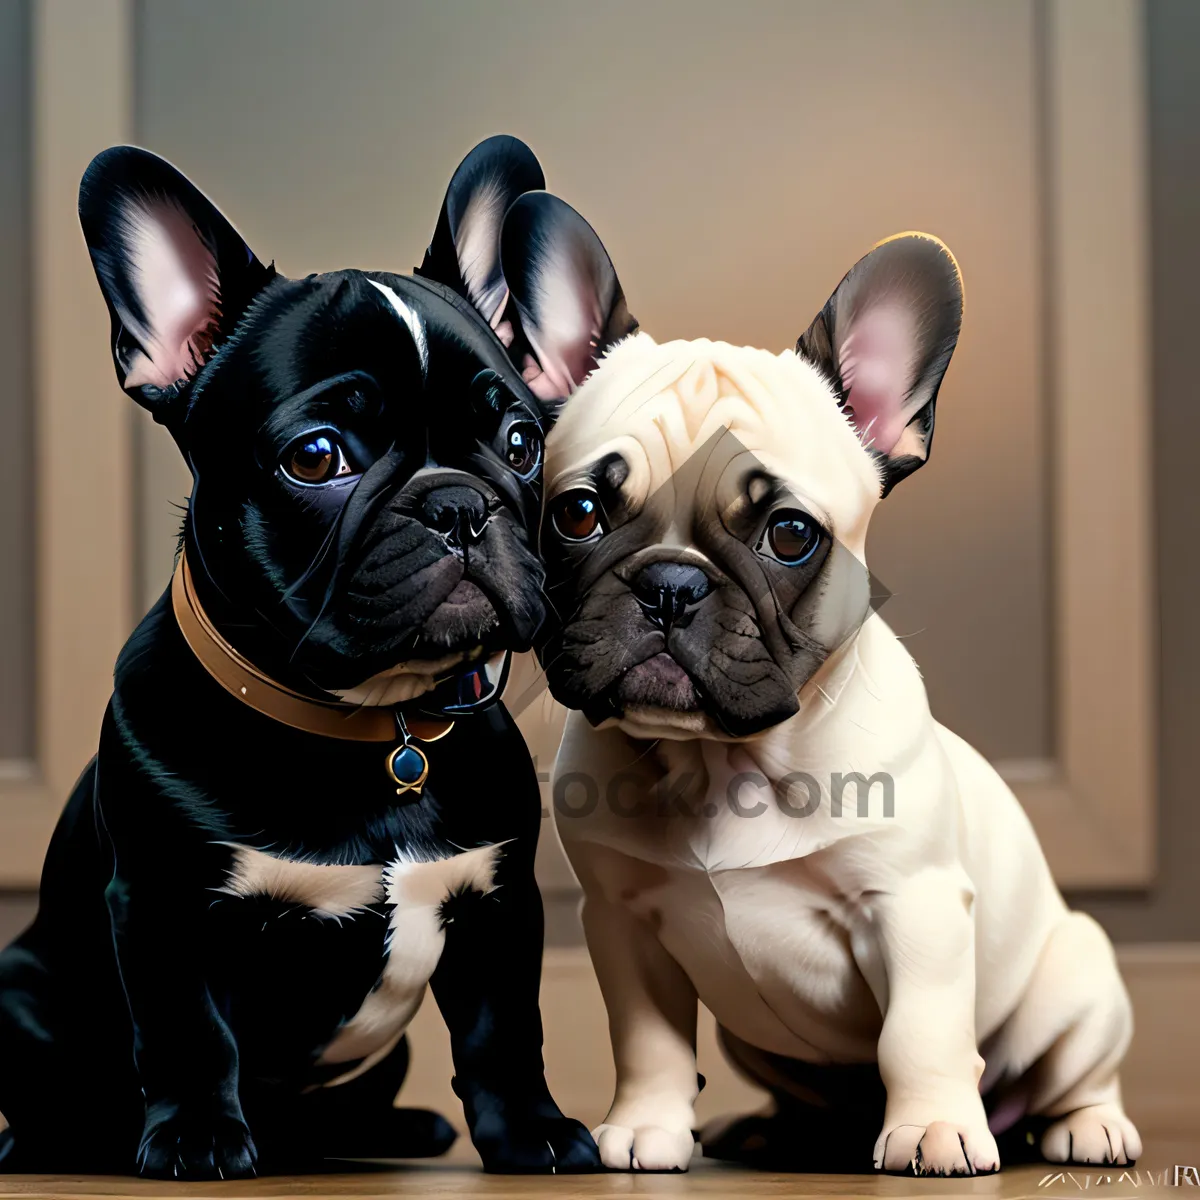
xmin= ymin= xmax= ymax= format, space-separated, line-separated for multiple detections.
xmin=302 ymin=470 xmax=546 ymax=690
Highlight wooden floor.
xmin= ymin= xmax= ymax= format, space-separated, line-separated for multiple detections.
xmin=1 ymin=1137 xmax=1199 ymax=1200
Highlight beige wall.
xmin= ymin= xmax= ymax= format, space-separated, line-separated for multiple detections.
xmin=1078 ymin=0 xmax=1200 ymax=941
xmin=0 ymin=0 xmax=34 ymax=762
xmin=1 ymin=0 xmax=1192 ymax=943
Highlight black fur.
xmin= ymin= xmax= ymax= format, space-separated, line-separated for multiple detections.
xmin=0 ymin=138 xmax=603 ymax=1178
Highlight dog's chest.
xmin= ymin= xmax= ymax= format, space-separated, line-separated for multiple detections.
xmin=610 ymin=853 xmax=883 ymax=1063
xmin=584 ymin=740 xmax=886 ymax=876
xmin=216 ymin=841 xmax=505 ymax=1080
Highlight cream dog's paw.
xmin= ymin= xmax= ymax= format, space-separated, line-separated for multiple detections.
xmin=593 ymin=1122 xmax=694 ymax=1171
xmin=1042 ymin=1104 xmax=1142 ymax=1165
xmin=874 ymin=1117 xmax=1000 ymax=1176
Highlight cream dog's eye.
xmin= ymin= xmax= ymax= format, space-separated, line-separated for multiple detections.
xmin=551 ymin=490 xmax=602 ymax=541
xmin=764 ymin=510 xmax=822 ymax=565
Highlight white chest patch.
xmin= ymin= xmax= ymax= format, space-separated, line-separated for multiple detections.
xmin=217 ymin=841 xmax=507 ymax=1084
xmin=218 ymin=844 xmax=386 ymax=918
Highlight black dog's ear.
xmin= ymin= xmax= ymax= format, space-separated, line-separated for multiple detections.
xmin=499 ymin=191 xmax=637 ymax=403
xmin=797 ymin=232 xmax=963 ymax=497
xmin=416 ymin=134 xmax=545 ymax=327
xmin=78 ymin=146 xmax=273 ymax=422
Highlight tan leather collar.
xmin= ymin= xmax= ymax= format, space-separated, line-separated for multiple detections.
xmin=171 ymin=551 xmax=453 ymax=744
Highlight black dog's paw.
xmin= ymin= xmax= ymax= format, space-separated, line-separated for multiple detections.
xmin=477 ymin=1115 xmax=602 ymax=1174
xmin=137 ymin=1112 xmax=258 ymax=1180
xmin=315 ymin=1106 xmax=458 ymax=1159
xmin=374 ymin=1106 xmax=458 ymax=1158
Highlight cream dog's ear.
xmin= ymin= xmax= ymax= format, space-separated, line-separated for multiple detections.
xmin=797 ymin=232 xmax=963 ymax=497
xmin=499 ymin=191 xmax=637 ymax=404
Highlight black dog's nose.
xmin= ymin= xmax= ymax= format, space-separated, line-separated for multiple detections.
xmin=631 ymin=562 xmax=713 ymax=631
xmin=423 ymin=485 xmax=490 ymax=549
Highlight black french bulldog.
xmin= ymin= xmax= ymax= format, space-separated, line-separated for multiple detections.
xmin=0 ymin=136 xmax=633 ymax=1179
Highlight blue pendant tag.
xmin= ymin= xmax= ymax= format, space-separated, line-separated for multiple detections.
xmin=384 ymin=714 xmax=430 ymax=796
xmin=385 ymin=743 xmax=429 ymax=794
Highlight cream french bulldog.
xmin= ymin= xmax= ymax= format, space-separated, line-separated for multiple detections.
xmin=533 ymin=224 xmax=1141 ymax=1176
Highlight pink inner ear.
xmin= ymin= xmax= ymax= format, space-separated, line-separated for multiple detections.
xmin=517 ymin=247 xmax=604 ymax=402
xmin=522 ymin=352 xmax=568 ymax=401
xmin=456 ymin=183 xmax=508 ymax=321
xmin=838 ymin=304 xmax=918 ymax=454
xmin=122 ymin=196 xmax=220 ymax=391
xmin=489 ymin=288 xmax=515 ymax=347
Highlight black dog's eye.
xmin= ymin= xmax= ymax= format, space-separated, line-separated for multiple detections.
xmin=504 ymin=422 xmax=543 ymax=479
xmin=551 ymin=490 xmax=602 ymax=541
xmin=763 ymin=510 xmax=822 ymax=566
xmin=282 ymin=434 xmax=355 ymax=486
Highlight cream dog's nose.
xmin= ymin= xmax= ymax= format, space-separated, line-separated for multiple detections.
xmin=631 ymin=561 xmax=713 ymax=631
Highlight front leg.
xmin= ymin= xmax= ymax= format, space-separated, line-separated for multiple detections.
xmin=861 ymin=866 xmax=999 ymax=1176
xmin=561 ymin=839 xmax=699 ymax=1172
xmin=105 ymin=870 xmax=256 ymax=1180
xmin=580 ymin=885 xmax=699 ymax=1172
xmin=97 ymin=746 xmax=256 ymax=1180
xmin=430 ymin=861 xmax=599 ymax=1174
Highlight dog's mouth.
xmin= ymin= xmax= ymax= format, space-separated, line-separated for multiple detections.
xmin=415 ymin=578 xmax=501 ymax=650
xmin=616 ymin=652 xmax=702 ymax=713
xmin=306 ymin=504 xmax=547 ymax=699
xmin=331 ymin=644 xmax=488 ymax=707
xmin=332 ymin=581 xmax=503 ymax=706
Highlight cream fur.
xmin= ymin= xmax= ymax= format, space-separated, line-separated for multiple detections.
xmin=548 ymin=333 xmax=1140 ymax=1175
xmin=216 ymin=844 xmax=384 ymax=919
xmin=331 ymin=648 xmax=478 ymax=707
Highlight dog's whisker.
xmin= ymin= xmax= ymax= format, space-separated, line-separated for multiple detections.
xmin=284 ymin=509 xmax=347 ymax=601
